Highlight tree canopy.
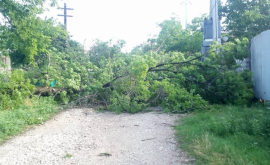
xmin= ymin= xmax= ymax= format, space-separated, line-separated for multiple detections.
xmin=220 ymin=0 xmax=270 ymax=40
xmin=0 ymin=0 xmax=65 ymax=64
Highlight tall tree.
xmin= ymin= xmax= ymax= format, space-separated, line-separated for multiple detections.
xmin=220 ymin=0 xmax=270 ymax=40
xmin=0 ymin=0 xmax=62 ymax=64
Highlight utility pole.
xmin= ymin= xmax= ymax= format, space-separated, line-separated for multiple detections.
xmin=181 ymin=0 xmax=192 ymax=29
xmin=201 ymin=0 xmax=221 ymax=55
xmin=210 ymin=0 xmax=220 ymax=43
xmin=185 ymin=0 xmax=188 ymax=29
xmin=57 ymin=3 xmax=74 ymax=29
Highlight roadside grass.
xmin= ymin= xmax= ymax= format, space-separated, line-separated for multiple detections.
xmin=0 ymin=96 xmax=57 ymax=144
xmin=176 ymin=104 xmax=270 ymax=165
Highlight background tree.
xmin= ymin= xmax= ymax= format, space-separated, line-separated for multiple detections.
xmin=131 ymin=15 xmax=205 ymax=54
xmin=0 ymin=0 xmax=60 ymax=64
xmin=220 ymin=0 xmax=270 ymax=40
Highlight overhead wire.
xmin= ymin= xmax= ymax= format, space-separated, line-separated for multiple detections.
xmin=209 ymin=0 xmax=219 ymax=17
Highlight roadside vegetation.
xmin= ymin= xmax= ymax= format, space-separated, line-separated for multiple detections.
xmin=0 ymin=0 xmax=270 ymax=164
xmin=0 ymin=70 xmax=57 ymax=143
xmin=0 ymin=96 xmax=56 ymax=144
xmin=176 ymin=104 xmax=270 ymax=165
xmin=175 ymin=1 xmax=270 ymax=164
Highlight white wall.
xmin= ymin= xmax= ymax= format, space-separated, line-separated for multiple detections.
xmin=251 ymin=30 xmax=270 ymax=101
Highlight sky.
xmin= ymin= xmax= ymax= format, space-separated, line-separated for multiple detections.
xmin=42 ymin=0 xmax=221 ymax=52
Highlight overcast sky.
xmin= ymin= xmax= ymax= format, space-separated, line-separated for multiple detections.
xmin=42 ymin=0 xmax=224 ymax=52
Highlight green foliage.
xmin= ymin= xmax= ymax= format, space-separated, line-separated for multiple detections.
xmin=0 ymin=65 xmax=57 ymax=143
xmin=84 ymin=37 xmax=252 ymax=113
xmin=176 ymin=105 xmax=270 ymax=165
xmin=131 ymin=16 xmax=204 ymax=54
xmin=205 ymin=107 xmax=270 ymax=138
xmin=25 ymin=35 xmax=252 ymax=112
xmin=150 ymin=80 xmax=208 ymax=112
xmin=89 ymin=39 xmax=126 ymax=67
xmin=60 ymin=91 xmax=69 ymax=105
xmin=0 ymin=0 xmax=255 ymax=115
xmin=0 ymin=96 xmax=57 ymax=142
xmin=25 ymin=43 xmax=94 ymax=91
xmin=198 ymin=38 xmax=253 ymax=105
xmin=107 ymin=55 xmax=151 ymax=113
xmin=0 ymin=70 xmax=35 ymax=110
xmin=0 ymin=0 xmax=66 ymax=65
xmin=63 ymin=153 xmax=73 ymax=159
xmin=220 ymin=0 xmax=270 ymax=40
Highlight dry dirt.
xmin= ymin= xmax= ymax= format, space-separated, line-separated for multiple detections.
xmin=0 ymin=108 xmax=191 ymax=165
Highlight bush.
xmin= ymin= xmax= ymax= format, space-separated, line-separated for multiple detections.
xmin=0 ymin=69 xmax=35 ymax=110
xmin=0 ymin=71 xmax=57 ymax=143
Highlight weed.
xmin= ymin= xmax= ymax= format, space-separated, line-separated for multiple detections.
xmin=63 ymin=153 xmax=73 ymax=159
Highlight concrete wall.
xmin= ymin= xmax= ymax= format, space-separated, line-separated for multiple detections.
xmin=251 ymin=30 xmax=270 ymax=101
xmin=0 ymin=56 xmax=11 ymax=73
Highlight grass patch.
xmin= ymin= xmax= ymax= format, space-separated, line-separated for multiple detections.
xmin=63 ymin=153 xmax=73 ymax=159
xmin=0 ymin=96 xmax=57 ymax=144
xmin=176 ymin=104 xmax=270 ymax=165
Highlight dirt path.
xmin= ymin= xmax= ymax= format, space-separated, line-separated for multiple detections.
xmin=0 ymin=108 xmax=190 ymax=165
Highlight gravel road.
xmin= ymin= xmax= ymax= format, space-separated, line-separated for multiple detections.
xmin=0 ymin=108 xmax=190 ymax=165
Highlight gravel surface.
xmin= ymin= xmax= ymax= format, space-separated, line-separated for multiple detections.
xmin=0 ymin=108 xmax=190 ymax=165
